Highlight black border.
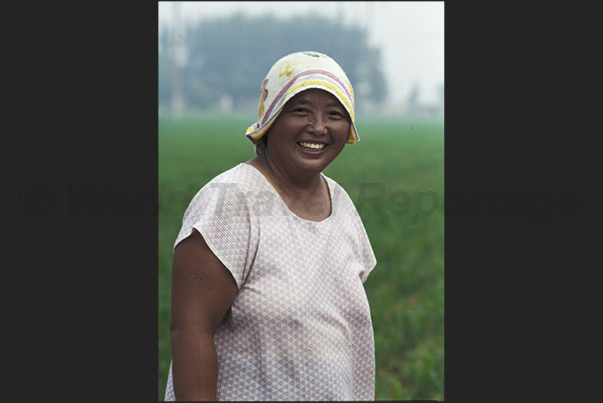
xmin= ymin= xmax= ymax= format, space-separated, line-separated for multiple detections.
xmin=444 ymin=1 xmax=597 ymax=400
xmin=12 ymin=2 xmax=159 ymax=400
xmin=12 ymin=1 xmax=598 ymax=400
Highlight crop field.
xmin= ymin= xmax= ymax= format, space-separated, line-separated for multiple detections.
xmin=158 ymin=114 xmax=444 ymax=400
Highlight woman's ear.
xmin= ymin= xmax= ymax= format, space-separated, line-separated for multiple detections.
xmin=254 ymin=134 xmax=269 ymax=156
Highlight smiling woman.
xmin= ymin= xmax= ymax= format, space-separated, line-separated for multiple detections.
xmin=247 ymin=89 xmax=349 ymax=221
xmin=164 ymin=51 xmax=378 ymax=401
xmin=246 ymin=51 xmax=359 ymax=146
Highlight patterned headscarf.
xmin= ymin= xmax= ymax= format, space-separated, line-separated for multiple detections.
xmin=245 ymin=51 xmax=360 ymax=145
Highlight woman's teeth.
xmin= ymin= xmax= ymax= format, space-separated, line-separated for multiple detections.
xmin=298 ymin=142 xmax=326 ymax=150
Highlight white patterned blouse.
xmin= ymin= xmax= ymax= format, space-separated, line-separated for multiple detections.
xmin=164 ymin=163 xmax=377 ymax=401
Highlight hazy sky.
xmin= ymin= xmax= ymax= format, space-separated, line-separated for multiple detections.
xmin=158 ymin=1 xmax=444 ymax=105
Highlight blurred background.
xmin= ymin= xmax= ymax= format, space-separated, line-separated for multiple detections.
xmin=158 ymin=1 xmax=444 ymax=400
xmin=158 ymin=1 xmax=444 ymax=119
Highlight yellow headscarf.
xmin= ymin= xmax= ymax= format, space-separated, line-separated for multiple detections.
xmin=245 ymin=51 xmax=360 ymax=145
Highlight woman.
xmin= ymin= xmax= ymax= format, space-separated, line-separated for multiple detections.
xmin=165 ymin=51 xmax=377 ymax=401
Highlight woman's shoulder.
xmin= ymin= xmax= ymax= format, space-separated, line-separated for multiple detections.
xmin=322 ymin=174 xmax=343 ymax=191
xmin=206 ymin=162 xmax=251 ymax=182
xmin=185 ymin=163 xmax=268 ymax=210
xmin=322 ymin=174 xmax=351 ymax=201
xmin=182 ymin=163 xmax=262 ymax=221
xmin=322 ymin=174 xmax=358 ymax=213
xmin=203 ymin=163 xmax=266 ymax=192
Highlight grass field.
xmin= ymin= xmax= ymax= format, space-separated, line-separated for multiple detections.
xmin=158 ymin=114 xmax=444 ymax=400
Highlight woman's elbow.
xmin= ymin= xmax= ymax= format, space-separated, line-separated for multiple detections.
xmin=169 ymin=317 xmax=178 ymax=334
xmin=169 ymin=316 xmax=214 ymax=338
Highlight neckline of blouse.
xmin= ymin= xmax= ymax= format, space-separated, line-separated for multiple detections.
xmin=240 ymin=162 xmax=335 ymax=224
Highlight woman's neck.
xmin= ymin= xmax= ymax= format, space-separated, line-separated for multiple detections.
xmin=246 ymin=155 xmax=331 ymax=221
xmin=247 ymin=154 xmax=323 ymax=194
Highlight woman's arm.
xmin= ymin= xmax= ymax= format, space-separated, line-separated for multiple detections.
xmin=169 ymin=229 xmax=238 ymax=401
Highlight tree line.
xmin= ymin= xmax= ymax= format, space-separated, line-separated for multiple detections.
xmin=159 ymin=13 xmax=388 ymax=114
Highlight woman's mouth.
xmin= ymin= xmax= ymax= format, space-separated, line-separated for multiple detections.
xmin=297 ymin=141 xmax=326 ymax=151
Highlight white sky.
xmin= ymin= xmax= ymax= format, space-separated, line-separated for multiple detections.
xmin=158 ymin=1 xmax=444 ymax=105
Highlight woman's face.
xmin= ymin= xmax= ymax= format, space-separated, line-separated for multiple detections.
xmin=263 ymin=88 xmax=350 ymax=177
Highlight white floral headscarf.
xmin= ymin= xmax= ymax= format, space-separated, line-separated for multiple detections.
xmin=245 ymin=51 xmax=360 ymax=145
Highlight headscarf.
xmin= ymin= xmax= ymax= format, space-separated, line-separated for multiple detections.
xmin=245 ymin=51 xmax=360 ymax=146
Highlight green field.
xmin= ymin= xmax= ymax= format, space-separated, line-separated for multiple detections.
xmin=158 ymin=114 xmax=444 ymax=400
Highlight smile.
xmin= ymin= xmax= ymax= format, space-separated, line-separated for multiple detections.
xmin=298 ymin=142 xmax=326 ymax=151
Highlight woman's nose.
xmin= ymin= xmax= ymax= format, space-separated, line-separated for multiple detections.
xmin=307 ymin=117 xmax=328 ymax=136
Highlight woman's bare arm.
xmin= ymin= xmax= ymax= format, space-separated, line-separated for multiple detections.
xmin=169 ymin=229 xmax=238 ymax=401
